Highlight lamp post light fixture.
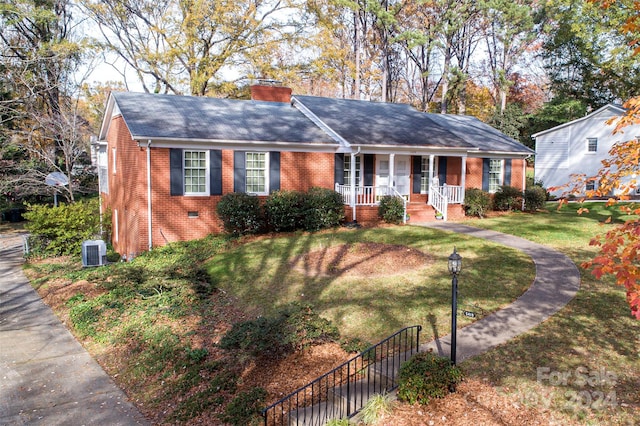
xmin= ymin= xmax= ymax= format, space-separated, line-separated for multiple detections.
xmin=448 ymin=247 xmax=462 ymax=365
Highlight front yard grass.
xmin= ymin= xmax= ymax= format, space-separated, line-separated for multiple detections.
xmin=461 ymin=202 xmax=640 ymax=425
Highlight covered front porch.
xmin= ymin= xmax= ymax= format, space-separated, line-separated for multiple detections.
xmin=334 ymin=152 xmax=468 ymax=223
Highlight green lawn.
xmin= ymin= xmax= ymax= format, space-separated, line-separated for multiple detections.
xmin=206 ymin=226 xmax=533 ymax=343
xmin=462 ymin=202 xmax=640 ymax=425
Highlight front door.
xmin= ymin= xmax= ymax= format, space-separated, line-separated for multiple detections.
xmin=394 ymin=155 xmax=410 ymax=198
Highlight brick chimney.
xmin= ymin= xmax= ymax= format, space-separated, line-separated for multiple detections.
xmin=250 ymin=81 xmax=292 ymax=103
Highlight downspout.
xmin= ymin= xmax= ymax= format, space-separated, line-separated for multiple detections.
xmin=351 ymin=147 xmax=361 ymax=222
xmin=147 ymin=140 xmax=153 ymax=251
xmin=522 ymin=156 xmax=529 ymax=211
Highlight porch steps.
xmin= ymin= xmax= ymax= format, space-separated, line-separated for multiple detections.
xmin=286 ymin=350 xmax=414 ymax=425
xmin=406 ymin=203 xmax=438 ymax=222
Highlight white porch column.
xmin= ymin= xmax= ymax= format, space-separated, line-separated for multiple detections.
xmin=461 ymin=155 xmax=467 ymax=203
xmin=389 ymin=153 xmax=395 ymax=191
xmin=428 ymin=154 xmax=435 ymax=205
xmin=350 ymin=152 xmax=356 ymax=221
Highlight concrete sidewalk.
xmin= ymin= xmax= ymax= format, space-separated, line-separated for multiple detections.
xmin=418 ymin=222 xmax=581 ymax=362
xmin=0 ymin=234 xmax=148 ymax=425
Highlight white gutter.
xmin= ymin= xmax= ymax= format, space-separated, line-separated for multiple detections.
xmin=147 ymin=140 xmax=153 ymax=251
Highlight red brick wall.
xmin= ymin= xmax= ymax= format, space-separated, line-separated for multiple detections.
xmin=250 ymin=85 xmax=292 ymax=103
xmin=446 ymin=157 xmax=462 ymax=186
xmin=509 ymin=159 xmax=526 ymax=190
xmin=105 ymin=116 xmax=148 ymax=257
xmin=465 ymin=157 xmax=484 ymax=189
xmin=280 ymin=152 xmax=335 ymax=190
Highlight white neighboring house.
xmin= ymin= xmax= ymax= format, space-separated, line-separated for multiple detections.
xmin=532 ymin=104 xmax=640 ymax=198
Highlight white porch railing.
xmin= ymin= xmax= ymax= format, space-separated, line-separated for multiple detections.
xmin=335 ymin=184 xmax=408 ymax=223
xmin=429 ymin=178 xmax=464 ymax=221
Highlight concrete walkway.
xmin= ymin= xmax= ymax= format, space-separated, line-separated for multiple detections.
xmin=0 ymin=234 xmax=148 ymax=425
xmin=418 ymin=222 xmax=581 ymax=362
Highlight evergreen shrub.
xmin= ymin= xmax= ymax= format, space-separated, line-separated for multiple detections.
xmin=216 ymin=193 xmax=265 ymax=235
xmin=492 ymin=185 xmax=523 ymax=211
xmin=397 ymin=351 xmax=463 ymax=405
xmin=463 ymin=188 xmax=491 ymax=218
xmin=378 ymin=195 xmax=405 ymax=224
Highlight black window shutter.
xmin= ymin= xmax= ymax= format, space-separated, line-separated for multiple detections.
xmin=438 ymin=156 xmax=447 ymax=185
xmin=270 ymin=152 xmax=280 ymax=192
xmin=210 ymin=150 xmax=222 ymax=195
xmin=363 ymin=154 xmax=374 ymax=186
xmin=504 ymin=159 xmax=512 ymax=186
xmin=170 ymin=149 xmax=183 ymax=196
xmin=334 ymin=153 xmax=345 ymax=185
xmin=233 ymin=151 xmax=245 ymax=193
xmin=412 ymin=156 xmax=422 ymax=193
xmin=482 ymin=158 xmax=490 ymax=192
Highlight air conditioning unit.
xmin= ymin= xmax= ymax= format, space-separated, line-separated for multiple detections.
xmin=82 ymin=240 xmax=108 ymax=267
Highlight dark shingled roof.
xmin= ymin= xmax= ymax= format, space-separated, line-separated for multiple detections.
xmin=293 ymin=95 xmax=473 ymax=148
xmin=112 ymin=91 xmax=336 ymax=144
xmin=425 ymin=113 xmax=534 ymax=155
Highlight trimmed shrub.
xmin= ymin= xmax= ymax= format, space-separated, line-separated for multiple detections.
xmin=218 ymin=303 xmax=339 ymax=358
xmin=264 ymin=190 xmax=304 ymax=232
xmin=216 ymin=193 xmax=265 ymax=235
xmin=463 ymin=188 xmax=491 ymax=218
xmin=301 ymin=187 xmax=345 ymax=231
xmin=397 ymin=351 xmax=463 ymax=405
xmin=492 ymin=185 xmax=523 ymax=212
xmin=378 ymin=195 xmax=405 ymax=224
xmin=23 ymin=198 xmax=102 ymax=257
xmin=524 ymin=186 xmax=548 ymax=212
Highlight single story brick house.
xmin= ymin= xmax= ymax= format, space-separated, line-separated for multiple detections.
xmin=96 ymin=85 xmax=533 ymax=257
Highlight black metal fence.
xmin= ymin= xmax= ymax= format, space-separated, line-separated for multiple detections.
xmin=262 ymin=325 xmax=422 ymax=426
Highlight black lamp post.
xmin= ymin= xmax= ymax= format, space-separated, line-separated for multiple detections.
xmin=448 ymin=247 xmax=462 ymax=365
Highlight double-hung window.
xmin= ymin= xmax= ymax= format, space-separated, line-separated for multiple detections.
xmin=184 ymin=150 xmax=209 ymax=195
xmin=344 ymin=155 xmax=361 ymax=186
xmin=587 ymin=138 xmax=598 ymax=153
xmin=488 ymin=159 xmax=503 ymax=193
xmin=246 ymin=152 xmax=268 ymax=194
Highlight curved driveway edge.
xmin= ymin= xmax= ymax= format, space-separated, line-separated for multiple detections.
xmin=418 ymin=222 xmax=581 ymax=362
xmin=0 ymin=235 xmax=148 ymax=425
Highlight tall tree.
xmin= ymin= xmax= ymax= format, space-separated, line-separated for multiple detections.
xmin=82 ymin=0 xmax=306 ymax=96
xmin=0 ymin=0 xmax=93 ymax=203
xmin=481 ymin=0 xmax=535 ymax=114
xmin=538 ymin=0 xmax=640 ymax=108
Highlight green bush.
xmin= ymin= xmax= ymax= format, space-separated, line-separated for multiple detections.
xmin=524 ymin=186 xmax=548 ymax=212
xmin=219 ymin=387 xmax=267 ymax=426
xmin=216 ymin=193 xmax=265 ymax=235
xmin=23 ymin=198 xmax=102 ymax=256
xmin=264 ymin=190 xmax=304 ymax=232
xmin=218 ymin=303 xmax=339 ymax=358
xmin=378 ymin=195 xmax=405 ymax=224
xmin=492 ymin=185 xmax=523 ymax=212
xmin=301 ymin=187 xmax=345 ymax=231
xmin=397 ymin=351 xmax=463 ymax=405
xmin=463 ymin=188 xmax=491 ymax=218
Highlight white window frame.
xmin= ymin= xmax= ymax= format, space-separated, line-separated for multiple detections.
xmin=344 ymin=155 xmax=361 ymax=187
xmin=245 ymin=152 xmax=269 ymax=195
xmin=183 ymin=150 xmax=209 ymax=196
xmin=488 ymin=159 xmax=503 ymax=193
xmin=587 ymin=137 xmax=598 ymax=153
